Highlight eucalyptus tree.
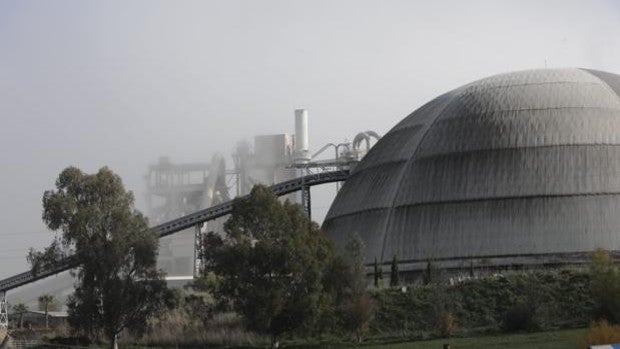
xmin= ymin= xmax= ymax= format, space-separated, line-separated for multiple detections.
xmin=34 ymin=167 xmax=171 ymax=349
xmin=203 ymin=185 xmax=333 ymax=349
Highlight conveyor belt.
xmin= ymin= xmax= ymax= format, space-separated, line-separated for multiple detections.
xmin=0 ymin=170 xmax=349 ymax=291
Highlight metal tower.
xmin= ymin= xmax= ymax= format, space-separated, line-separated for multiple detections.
xmin=0 ymin=291 xmax=8 ymax=329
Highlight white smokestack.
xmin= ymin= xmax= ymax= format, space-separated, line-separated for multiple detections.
xmin=294 ymin=109 xmax=310 ymax=163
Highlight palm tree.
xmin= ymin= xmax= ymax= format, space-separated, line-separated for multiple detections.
xmin=12 ymin=303 xmax=28 ymax=328
xmin=37 ymin=294 xmax=55 ymax=329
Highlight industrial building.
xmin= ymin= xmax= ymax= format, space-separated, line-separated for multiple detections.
xmin=145 ymin=109 xmax=377 ymax=277
xmin=145 ymin=155 xmax=230 ymax=277
xmin=11 ymin=67 xmax=620 ymax=313
xmin=145 ymin=135 xmax=299 ymax=276
xmin=0 ymin=109 xmax=377 ymax=317
xmin=323 ymin=68 xmax=620 ymax=275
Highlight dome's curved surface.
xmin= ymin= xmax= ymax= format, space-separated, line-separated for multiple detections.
xmin=323 ymin=68 xmax=620 ymax=268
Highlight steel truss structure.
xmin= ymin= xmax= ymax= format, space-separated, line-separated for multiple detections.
xmin=0 ymin=291 xmax=7 ymax=329
xmin=0 ymin=169 xmax=350 ymax=328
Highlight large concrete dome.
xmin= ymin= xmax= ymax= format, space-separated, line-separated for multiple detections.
xmin=323 ymin=68 xmax=620 ymax=271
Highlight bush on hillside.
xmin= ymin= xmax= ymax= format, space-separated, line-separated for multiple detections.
xmin=581 ymin=320 xmax=620 ymax=349
xmin=501 ymin=302 xmax=538 ymax=332
xmin=591 ymin=249 xmax=620 ymax=323
xmin=371 ymin=269 xmax=594 ymax=338
xmin=437 ymin=312 xmax=456 ymax=337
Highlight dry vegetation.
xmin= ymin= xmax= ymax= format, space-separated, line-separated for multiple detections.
xmin=126 ymin=309 xmax=260 ymax=347
xmin=580 ymin=320 xmax=620 ymax=349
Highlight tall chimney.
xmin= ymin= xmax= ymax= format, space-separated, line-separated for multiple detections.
xmin=294 ymin=109 xmax=310 ymax=163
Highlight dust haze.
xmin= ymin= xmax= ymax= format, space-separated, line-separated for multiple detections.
xmin=1 ymin=0 xmax=620 ymax=276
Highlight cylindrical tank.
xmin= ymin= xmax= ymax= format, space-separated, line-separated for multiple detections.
xmin=294 ymin=109 xmax=310 ymax=163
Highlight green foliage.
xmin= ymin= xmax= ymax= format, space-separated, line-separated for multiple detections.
xmin=198 ymin=231 xmax=224 ymax=273
xmin=590 ymin=248 xmax=620 ymax=323
xmin=342 ymin=292 xmax=375 ymax=343
xmin=374 ymin=258 xmax=380 ymax=288
xmin=390 ymin=255 xmax=399 ymax=287
xmin=343 ymin=233 xmax=366 ymax=292
xmin=437 ymin=311 xmax=456 ymax=337
xmin=422 ymin=260 xmax=438 ymax=285
xmin=340 ymin=234 xmax=375 ymax=343
xmin=38 ymin=294 xmax=56 ymax=329
xmin=501 ymin=302 xmax=538 ymax=332
xmin=27 ymin=238 xmax=67 ymax=276
xmin=315 ymin=255 xmax=349 ymax=337
xmin=11 ymin=303 xmax=28 ymax=314
xmin=182 ymin=293 xmax=214 ymax=326
xmin=196 ymin=235 xmax=231 ymax=313
xmin=39 ymin=167 xmax=171 ymax=347
xmin=12 ymin=303 xmax=28 ymax=328
xmin=372 ymin=270 xmax=594 ymax=337
xmin=38 ymin=294 xmax=56 ymax=312
xmin=203 ymin=185 xmax=334 ymax=347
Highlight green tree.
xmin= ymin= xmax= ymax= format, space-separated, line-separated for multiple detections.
xmin=35 ymin=167 xmax=171 ymax=349
xmin=315 ymin=255 xmax=349 ymax=338
xmin=12 ymin=303 xmax=28 ymax=328
xmin=340 ymin=234 xmax=374 ymax=344
xmin=204 ymin=185 xmax=333 ymax=349
xmin=423 ymin=259 xmax=438 ymax=285
xmin=343 ymin=234 xmax=366 ymax=291
xmin=374 ymin=257 xmax=380 ymax=288
xmin=27 ymin=238 xmax=67 ymax=276
xmin=591 ymin=248 xmax=620 ymax=323
xmin=390 ymin=255 xmax=399 ymax=287
xmin=37 ymin=294 xmax=55 ymax=329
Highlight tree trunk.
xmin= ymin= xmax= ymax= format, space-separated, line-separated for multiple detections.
xmin=270 ymin=334 xmax=279 ymax=349
xmin=44 ymin=303 xmax=49 ymax=329
xmin=356 ymin=328 xmax=362 ymax=344
xmin=18 ymin=314 xmax=23 ymax=328
xmin=111 ymin=334 xmax=118 ymax=349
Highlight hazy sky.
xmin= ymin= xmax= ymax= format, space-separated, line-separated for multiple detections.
xmin=1 ymin=0 xmax=620 ymax=277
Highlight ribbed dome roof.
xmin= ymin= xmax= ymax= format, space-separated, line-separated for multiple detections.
xmin=323 ymin=68 xmax=620 ymax=268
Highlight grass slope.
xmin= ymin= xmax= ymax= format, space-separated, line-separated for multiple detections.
xmin=291 ymin=328 xmax=586 ymax=349
xmin=365 ymin=328 xmax=586 ymax=349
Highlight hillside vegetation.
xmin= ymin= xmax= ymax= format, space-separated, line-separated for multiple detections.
xmin=371 ymin=269 xmax=593 ymax=339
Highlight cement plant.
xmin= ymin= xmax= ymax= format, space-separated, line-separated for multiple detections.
xmin=145 ymin=108 xmax=379 ymax=280
xmin=4 ymin=66 xmax=620 ymax=321
xmin=3 ymin=2 xmax=620 ymax=348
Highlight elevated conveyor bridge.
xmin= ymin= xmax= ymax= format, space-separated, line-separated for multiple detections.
xmin=0 ymin=170 xmax=350 ymax=328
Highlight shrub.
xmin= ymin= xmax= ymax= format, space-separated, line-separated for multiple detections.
xmin=437 ymin=312 xmax=456 ymax=337
xmin=581 ymin=320 xmax=620 ymax=348
xmin=342 ymin=292 xmax=375 ymax=343
xmin=128 ymin=309 xmax=258 ymax=347
xmin=370 ymin=269 xmax=593 ymax=338
xmin=591 ymin=249 xmax=620 ymax=323
xmin=48 ymin=336 xmax=91 ymax=347
xmin=501 ymin=302 xmax=538 ymax=332
xmin=390 ymin=255 xmax=399 ymax=287
xmin=423 ymin=260 xmax=438 ymax=285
